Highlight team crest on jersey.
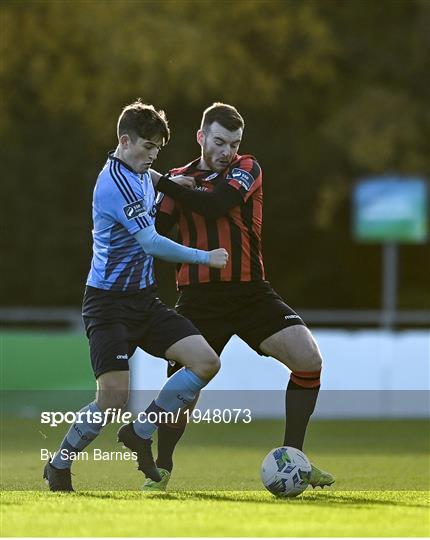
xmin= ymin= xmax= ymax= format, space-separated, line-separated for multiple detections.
xmin=123 ymin=199 xmax=146 ymax=220
xmin=229 ymin=168 xmax=254 ymax=191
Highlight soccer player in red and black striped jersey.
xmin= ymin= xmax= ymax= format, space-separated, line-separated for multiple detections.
xmin=149 ymin=103 xmax=334 ymax=490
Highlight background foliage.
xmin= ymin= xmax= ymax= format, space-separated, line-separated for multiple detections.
xmin=1 ymin=0 xmax=429 ymax=309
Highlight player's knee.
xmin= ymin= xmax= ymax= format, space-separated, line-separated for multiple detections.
xmin=192 ymin=350 xmax=220 ymax=381
xmin=96 ymin=371 xmax=129 ymax=411
xmin=205 ymin=351 xmax=221 ymax=377
xmin=298 ymin=346 xmax=322 ymax=372
xmin=284 ymin=339 xmax=322 ymax=372
xmin=96 ymin=387 xmax=129 ymax=411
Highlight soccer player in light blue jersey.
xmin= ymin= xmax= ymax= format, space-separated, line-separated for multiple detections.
xmin=43 ymin=100 xmax=228 ymax=491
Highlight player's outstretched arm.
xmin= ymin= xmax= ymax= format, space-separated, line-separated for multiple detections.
xmin=134 ymin=226 xmax=227 ymax=268
xmin=157 ymin=175 xmax=242 ymax=218
xmin=150 ymin=169 xmax=195 ymax=189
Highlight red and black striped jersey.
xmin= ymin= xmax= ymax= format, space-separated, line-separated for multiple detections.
xmin=157 ymin=154 xmax=265 ymax=287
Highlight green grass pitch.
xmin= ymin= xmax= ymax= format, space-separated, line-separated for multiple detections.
xmin=1 ymin=419 xmax=429 ymax=536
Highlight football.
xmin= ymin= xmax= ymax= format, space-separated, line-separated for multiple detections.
xmin=261 ymin=446 xmax=312 ymax=497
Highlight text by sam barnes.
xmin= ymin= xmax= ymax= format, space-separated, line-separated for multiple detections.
xmin=41 ymin=448 xmax=137 ymax=461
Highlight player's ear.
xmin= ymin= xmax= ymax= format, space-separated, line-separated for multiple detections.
xmin=119 ymin=134 xmax=129 ymax=148
xmin=196 ymin=129 xmax=204 ymax=146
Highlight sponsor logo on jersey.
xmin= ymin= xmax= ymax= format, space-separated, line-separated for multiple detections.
xmin=284 ymin=314 xmax=301 ymax=320
xmin=229 ymin=168 xmax=254 ymax=191
xmin=116 ymin=353 xmax=129 ymax=360
xmin=123 ymin=200 xmax=146 ymax=220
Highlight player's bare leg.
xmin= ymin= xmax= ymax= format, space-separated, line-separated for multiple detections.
xmin=96 ymin=370 xmax=130 ymax=411
xmin=164 ymin=334 xmax=220 ymax=381
xmin=260 ymin=325 xmax=322 ymax=373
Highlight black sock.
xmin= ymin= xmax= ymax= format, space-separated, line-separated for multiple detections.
xmin=156 ymin=423 xmax=187 ymax=472
xmin=283 ymin=379 xmax=320 ymax=450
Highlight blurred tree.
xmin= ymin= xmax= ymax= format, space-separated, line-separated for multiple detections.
xmin=1 ymin=0 xmax=428 ymax=311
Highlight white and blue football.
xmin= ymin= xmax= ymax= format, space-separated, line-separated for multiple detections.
xmin=261 ymin=446 xmax=312 ymax=497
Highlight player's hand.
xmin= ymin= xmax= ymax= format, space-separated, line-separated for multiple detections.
xmin=208 ymin=248 xmax=228 ymax=269
xmin=170 ymin=175 xmax=196 ymax=189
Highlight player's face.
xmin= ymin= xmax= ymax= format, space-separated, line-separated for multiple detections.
xmin=121 ymin=135 xmax=163 ymax=173
xmin=198 ymin=122 xmax=243 ymax=172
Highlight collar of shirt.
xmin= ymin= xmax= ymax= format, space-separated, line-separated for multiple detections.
xmin=108 ymin=150 xmax=136 ymax=175
xmin=176 ymin=154 xmax=241 ymax=183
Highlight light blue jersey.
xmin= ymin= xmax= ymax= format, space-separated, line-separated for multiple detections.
xmin=87 ymin=153 xmax=157 ymax=291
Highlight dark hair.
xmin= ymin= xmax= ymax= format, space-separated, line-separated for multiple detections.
xmin=201 ymin=102 xmax=245 ymax=132
xmin=117 ymin=99 xmax=170 ymax=144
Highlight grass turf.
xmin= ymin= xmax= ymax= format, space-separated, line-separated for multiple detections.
xmin=2 ymin=490 xmax=429 ymax=537
xmin=1 ymin=419 xmax=429 ymax=536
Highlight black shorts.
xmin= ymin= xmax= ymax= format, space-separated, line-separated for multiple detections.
xmin=167 ymin=281 xmax=305 ymax=376
xmin=82 ymin=286 xmax=201 ymax=379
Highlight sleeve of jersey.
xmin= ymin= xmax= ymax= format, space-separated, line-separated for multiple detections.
xmin=134 ymin=225 xmax=210 ymax=265
xmin=105 ymin=170 xmax=151 ymax=235
xmin=155 ymin=211 xmax=176 ymax=236
xmin=155 ymin=193 xmax=178 ymax=235
xmin=156 ymin=176 xmax=243 ymax=218
xmin=158 ymin=192 xmax=176 ymax=216
xmin=225 ymin=158 xmax=262 ymax=202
